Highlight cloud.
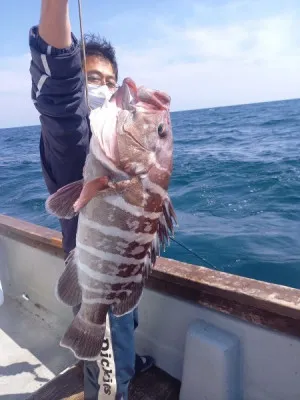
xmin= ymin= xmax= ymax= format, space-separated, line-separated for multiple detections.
xmin=116 ymin=3 xmax=300 ymax=111
xmin=1 ymin=1 xmax=300 ymax=128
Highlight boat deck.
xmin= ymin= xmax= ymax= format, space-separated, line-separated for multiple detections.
xmin=0 ymin=296 xmax=180 ymax=400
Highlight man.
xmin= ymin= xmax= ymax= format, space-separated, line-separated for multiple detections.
xmin=29 ymin=1 xmax=153 ymax=399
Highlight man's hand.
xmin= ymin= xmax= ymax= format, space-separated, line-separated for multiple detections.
xmin=39 ymin=0 xmax=72 ymax=48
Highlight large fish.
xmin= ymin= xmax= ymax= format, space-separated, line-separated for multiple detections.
xmin=46 ymin=77 xmax=176 ymax=360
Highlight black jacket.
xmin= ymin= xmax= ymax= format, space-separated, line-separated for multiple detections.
xmin=29 ymin=26 xmax=90 ymax=254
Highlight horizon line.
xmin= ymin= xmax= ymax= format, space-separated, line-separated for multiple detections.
xmin=1 ymin=96 xmax=300 ymax=130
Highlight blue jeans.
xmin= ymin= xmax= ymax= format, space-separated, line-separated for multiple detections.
xmin=73 ymin=305 xmax=138 ymax=400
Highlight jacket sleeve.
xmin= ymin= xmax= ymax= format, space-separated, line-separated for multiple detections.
xmin=29 ymin=26 xmax=90 ymax=190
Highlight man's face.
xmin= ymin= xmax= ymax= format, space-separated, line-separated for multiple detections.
xmin=86 ymin=55 xmax=117 ymax=92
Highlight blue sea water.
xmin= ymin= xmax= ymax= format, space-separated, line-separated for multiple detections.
xmin=0 ymin=99 xmax=300 ymax=288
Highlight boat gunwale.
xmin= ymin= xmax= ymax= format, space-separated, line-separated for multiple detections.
xmin=1 ymin=213 xmax=300 ymax=338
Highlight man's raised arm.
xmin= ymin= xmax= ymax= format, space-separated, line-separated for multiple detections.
xmin=39 ymin=0 xmax=72 ymax=49
xmin=29 ymin=0 xmax=90 ymax=191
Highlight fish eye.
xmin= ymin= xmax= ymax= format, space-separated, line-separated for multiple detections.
xmin=158 ymin=123 xmax=166 ymax=138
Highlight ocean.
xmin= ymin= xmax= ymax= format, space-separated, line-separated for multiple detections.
xmin=0 ymin=98 xmax=300 ymax=288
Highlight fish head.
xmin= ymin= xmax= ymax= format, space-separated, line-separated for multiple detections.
xmin=89 ymin=78 xmax=173 ymax=187
xmin=111 ymin=78 xmax=173 ymax=185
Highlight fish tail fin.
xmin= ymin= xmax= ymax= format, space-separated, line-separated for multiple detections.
xmin=112 ymin=283 xmax=144 ymax=317
xmin=55 ymin=249 xmax=82 ymax=306
xmin=60 ymin=303 xmax=109 ymax=361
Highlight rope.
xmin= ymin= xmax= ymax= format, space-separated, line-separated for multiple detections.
xmin=78 ymin=0 xmax=89 ymax=107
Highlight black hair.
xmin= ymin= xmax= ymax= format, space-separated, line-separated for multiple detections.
xmin=80 ymin=33 xmax=118 ymax=81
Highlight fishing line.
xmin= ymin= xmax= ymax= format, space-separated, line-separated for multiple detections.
xmin=78 ymin=0 xmax=89 ymax=107
xmin=170 ymin=237 xmax=219 ymax=270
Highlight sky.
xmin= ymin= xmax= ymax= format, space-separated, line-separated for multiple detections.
xmin=1 ymin=0 xmax=300 ymax=128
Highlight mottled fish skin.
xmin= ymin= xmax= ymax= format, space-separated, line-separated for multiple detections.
xmin=46 ymin=78 xmax=176 ymax=361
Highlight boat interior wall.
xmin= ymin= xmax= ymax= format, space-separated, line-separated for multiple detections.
xmin=1 ymin=214 xmax=300 ymax=400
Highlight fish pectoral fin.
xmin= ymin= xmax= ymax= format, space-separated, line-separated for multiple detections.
xmin=55 ymin=249 xmax=82 ymax=306
xmin=111 ymin=282 xmax=144 ymax=317
xmin=158 ymin=195 xmax=177 ymax=249
xmin=73 ymin=176 xmax=109 ymax=212
xmin=60 ymin=303 xmax=109 ymax=361
xmin=46 ymin=179 xmax=84 ymax=219
xmin=46 ymin=177 xmax=110 ymax=218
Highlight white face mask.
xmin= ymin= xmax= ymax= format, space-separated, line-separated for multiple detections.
xmin=87 ymin=84 xmax=113 ymax=110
